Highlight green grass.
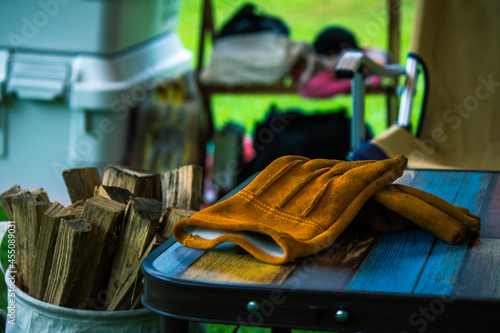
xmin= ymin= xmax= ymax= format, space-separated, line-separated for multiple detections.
xmin=177 ymin=0 xmax=418 ymax=136
xmin=205 ymin=325 xmax=335 ymax=333
xmin=0 ymin=208 xmax=6 ymax=224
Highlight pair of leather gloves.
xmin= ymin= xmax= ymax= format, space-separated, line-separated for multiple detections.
xmin=174 ymin=155 xmax=480 ymax=265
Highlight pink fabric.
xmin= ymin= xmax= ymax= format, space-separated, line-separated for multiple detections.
xmin=298 ymin=70 xmax=381 ymax=98
xmin=299 ymin=47 xmax=386 ymax=99
xmin=242 ymin=135 xmax=256 ymax=164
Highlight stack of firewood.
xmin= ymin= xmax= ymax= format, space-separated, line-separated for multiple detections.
xmin=0 ymin=164 xmax=203 ymax=311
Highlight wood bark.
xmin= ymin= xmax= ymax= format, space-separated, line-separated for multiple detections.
xmin=43 ymin=219 xmax=91 ymax=307
xmin=31 ymin=202 xmax=84 ymax=300
xmin=102 ymin=165 xmax=162 ymax=202
xmin=94 ymin=185 xmax=134 ymax=204
xmin=105 ymin=197 xmax=162 ymax=309
xmin=159 ymin=207 xmax=197 ymax=241
xmin=62 ymin=167 xmax=102 ymax=203
xmin=70 ymin=196 xmax=126 ymax=309
xmin=106 ymin=236 xmax=156 ymax=311
xmin=162 ymin=165 xmax=203 ymax=211
xmin=0 ymin=185 xmax=49 ymax=221
xmin=11 ymin=193 xmax=52 ymax=291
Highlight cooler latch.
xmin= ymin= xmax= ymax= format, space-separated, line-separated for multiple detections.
xmin=6 ymin=59 xmax=70 ymax=101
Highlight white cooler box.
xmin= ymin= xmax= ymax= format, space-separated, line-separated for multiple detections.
xmin=0 ymin=32 xmax=192 ymax=205
xmin=0 ymin=0 xmax=181 ymax=55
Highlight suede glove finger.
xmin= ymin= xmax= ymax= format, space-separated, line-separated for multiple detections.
xmin=360 ymin=184 xmax=480 ymax=244
xmin=173 ymin=154 xmax=408 ymax=264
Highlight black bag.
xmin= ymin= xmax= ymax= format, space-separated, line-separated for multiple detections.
xmin=219 ymin=3 xmax=289 ymax=38
xmin=238 ymin=105 xmax=373 ymax=182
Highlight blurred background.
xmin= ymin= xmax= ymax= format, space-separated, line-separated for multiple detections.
xmin=178 ymin=0 xmax=417 ymax=137
xmin=0 ymin=2 xmax=420 ymax=332
xmin=177 ymin=2 xmax=418 ymax=330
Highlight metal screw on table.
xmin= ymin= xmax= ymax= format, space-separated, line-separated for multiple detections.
xmin=335 ymin=309 xmax=349 ymax=323
xmin=246 ymin=301 xmax=259 ymax=313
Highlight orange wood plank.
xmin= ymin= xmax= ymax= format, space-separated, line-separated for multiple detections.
xmin=181 ymin=245 xmax=296 ymax=285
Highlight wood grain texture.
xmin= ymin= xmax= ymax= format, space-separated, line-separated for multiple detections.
xmin=152 ymin=241 xmax=205 ymax=277
xmin=71 ymin=196 xmax=126 ymax=309
xmin=181 ymin=245 xmax=296 ymax=285
xmin=106 ymin=236 xmax=157 ymax=311
xmin=94 ymin=185 xmax=134 ymax=204
xmin=63 ymin=200 xmax=85 ymax=218
xmin=413 ymin=238 xmax=469 ymax=295
xmin=282 ymin=229 xmax=379 ymax=290
xmin=458 ymin=237 xmax=500 ymax=298
xmin=11 ymin=193 xmax=52 ymax=291
xmin=347 ymin=230 xmax=436 ymax=293
xmin=176 ymin=165 xmax=203 ymax=211
xmin=162 ymin=169 xmax=179 ymax=208
xmin=453 ymin=172 xmax=493 ymax=214
xmin=105 ymin=197 xmax=162 ymax=308
xmin=0 ymin=185 xmax=24 ymax=221
xmin=31 ymin=201 xmax=85 ymax=300
xmin=0 ymin=185 xmax=49 ymax=221
xmin=62 ymin=167 xmax=102 ymax=203
xmin=413 ymin=171 xmax=490 ymax=295
xmin=102 ymin=165 xmax=162 ymax=202
xmin=159 ymin=207 xmax=197 ymax=241
xmin=453 ymin=173 xmax=500 ymax=298
xmin=476 ymin=173 xmax=500 ymax=237
xmin=43 ymin=219 xmax=91 ymax=306
xmin=28 ymin=188 xmax=50 ymax=202
xmin=405 ymin=170 xmax=465 ymax=199
xmin=162 ymin=165 xmax=203 ymax=211
xmin=30 ymin=202 xmax=65 ymax=300
xmin=349 ymin=170 xmax=480 ymax=295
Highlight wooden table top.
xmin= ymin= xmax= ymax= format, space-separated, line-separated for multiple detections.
xmin=142 ymin=169 xmax=500 ymax=332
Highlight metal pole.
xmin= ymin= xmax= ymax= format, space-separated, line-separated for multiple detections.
xmin=349 ymin=70 xmax=366 ymax=158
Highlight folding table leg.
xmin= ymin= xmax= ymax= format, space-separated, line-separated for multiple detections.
xmin=161 ymin=316 xmax=189 ymax=333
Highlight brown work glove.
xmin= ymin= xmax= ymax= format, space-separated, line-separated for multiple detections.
xmin=355 ymin=184 xmax=481 ymax=244
xmin=173 ymin=154 xmax=407 ymax=264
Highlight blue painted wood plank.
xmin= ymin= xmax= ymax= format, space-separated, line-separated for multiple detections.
xmin=348 ymin=170 xmax=467 ymax=294
xmin=347 ymin=230 xmax=436 ymax=293
xmin=453 ymin=172 xmax=493 ymax=214
xmin=414 ymin=172 xmax=492 ymax=295
xmin=476 ymin=173 xmax=500 ymax=237
xmin=459 ymin=237 xmax=500 ymax=298
xmin=282 ymin=229 xmax=379 ymax=291
xmin=152 ymin=241 xmax=205 ymax=277
xmin=413 ymin=238 xmax=468 ymax=295
xmin=405 ymin=169 xmax=465 ymax=199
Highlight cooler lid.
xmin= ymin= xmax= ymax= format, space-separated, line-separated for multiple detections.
xmin=69 ymin=32 xmax=192 ymax=109
xmin=0 ymin=32 xmax=192 ymax=108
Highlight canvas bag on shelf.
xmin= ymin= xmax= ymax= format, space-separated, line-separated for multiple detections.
xmin=201 ymin=4 xmax=314 ymax=85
